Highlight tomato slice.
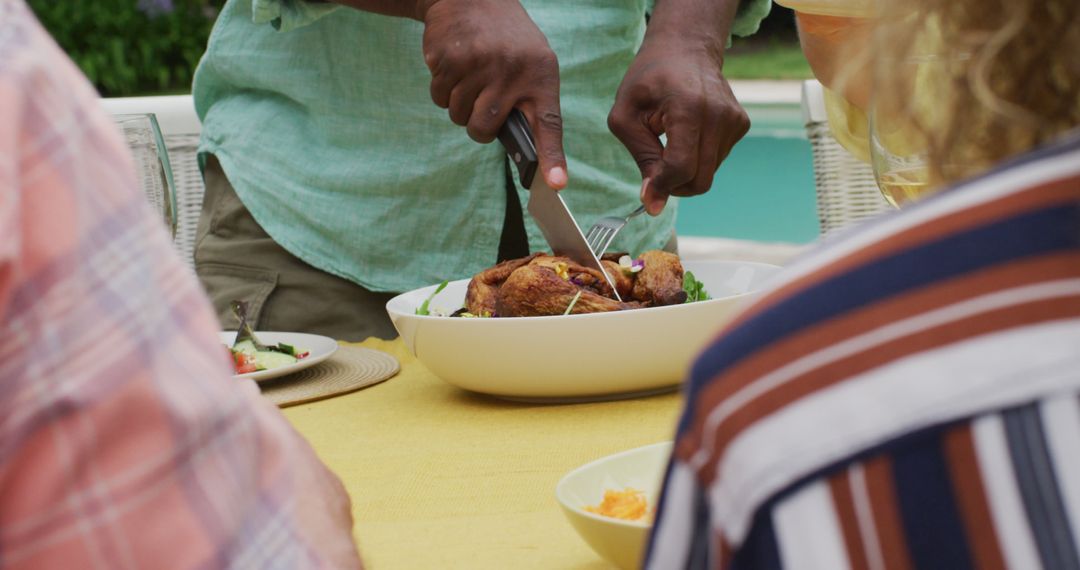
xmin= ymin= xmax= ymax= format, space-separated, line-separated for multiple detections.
xmin=233 ymin=352 xmax=259 ymax=375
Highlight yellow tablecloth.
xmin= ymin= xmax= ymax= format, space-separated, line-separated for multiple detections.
xmin=283 ymin=338 xmax=683 ymax=569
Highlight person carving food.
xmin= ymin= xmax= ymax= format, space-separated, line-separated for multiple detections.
xmin=192 ymin=0 xmax=770 ymax=340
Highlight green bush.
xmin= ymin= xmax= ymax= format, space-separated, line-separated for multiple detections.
xmin=28 ymin=1 xmax=802 ymax=94
xmin=28 ymin=0 xmax=222 ymax=97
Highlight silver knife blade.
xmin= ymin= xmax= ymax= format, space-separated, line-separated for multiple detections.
xmin=525 ymin=177 xmax=622 ymax=302
xmin=498 ymin=108 xmax=621 ymax=302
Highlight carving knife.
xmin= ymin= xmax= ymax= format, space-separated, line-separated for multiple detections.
xmin=497 ymin=109 xmax=621 ymax=301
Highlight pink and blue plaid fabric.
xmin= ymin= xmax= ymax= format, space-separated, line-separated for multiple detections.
xmin=0 ymin=3 xmax=355 ymax=568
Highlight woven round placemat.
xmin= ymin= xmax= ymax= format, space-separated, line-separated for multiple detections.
xmin=259 ymin=345 xmax=400 ymax=407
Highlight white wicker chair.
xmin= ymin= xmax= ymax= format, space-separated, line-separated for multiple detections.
xmin=101 ymin=95 xmax=205 ymax=267
xmin=800 ymin=80 xmax=891 ymax=234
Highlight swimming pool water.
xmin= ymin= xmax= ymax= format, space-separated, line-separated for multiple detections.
xmin=674 ymin=104 xmax=820 ymax=244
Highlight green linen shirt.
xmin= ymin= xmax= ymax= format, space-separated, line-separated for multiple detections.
xmin=193 ymin=0 xmax=771 ymax=293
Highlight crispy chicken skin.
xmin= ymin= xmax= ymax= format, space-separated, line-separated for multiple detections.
xmin=631 ymin=250 xmax=687 ymax=306
xmin=465 ymin=253 xmax=541 ymax=315
xmin=495 ymin=264 xmax=626 ymax=317
xmin=527 ymin=255 xmax=617 ymax=298
xmin=601 ymin=260 xmax=634 ymax=299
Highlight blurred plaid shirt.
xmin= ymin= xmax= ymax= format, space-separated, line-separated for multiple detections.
xmin=0 ymin=3 xmax=357 ymax=567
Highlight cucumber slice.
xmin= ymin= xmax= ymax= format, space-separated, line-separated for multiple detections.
xmin=253 ymin=350 xmax=297 ymax=370
xmin=232 ymin=339 xmax=258 ymax=355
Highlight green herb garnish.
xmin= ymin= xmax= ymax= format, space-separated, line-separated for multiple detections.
xmin=416 ymin=280 xmax=449 ymax=315
xmin=683 ymin=271 xmax=711 ymax=303
xmin=563 ymin=291 xmax=583 ymax=315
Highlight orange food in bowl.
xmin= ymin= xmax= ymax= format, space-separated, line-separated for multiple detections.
xmin=584 ymin=488 xmax=652 ymax=522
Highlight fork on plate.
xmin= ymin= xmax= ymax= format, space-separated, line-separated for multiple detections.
xmin=584 ymin=204 xmax=647 ymax=257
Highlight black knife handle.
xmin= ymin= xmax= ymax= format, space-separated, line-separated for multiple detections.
xmin=497 ymin=109 xmax=538 ymax=188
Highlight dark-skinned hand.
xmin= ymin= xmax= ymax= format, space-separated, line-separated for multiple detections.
xmin=608 ymin=35 xmax=749 ymax=215
xmin=418 ymin=0 xmax=567 ymax=189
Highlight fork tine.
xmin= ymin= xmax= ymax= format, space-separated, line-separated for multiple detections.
xmin=585 ymin=224 xmax=604 ymax=249
xmin=586 ymin=205 xmax=647 ymax=256
xmin=594 ymin=232 xmax=617 ymax=257
xmin=588 ymin=227 xmax=613 ymax=255
xmin=584 ymin=225 xmax=601 ymax=247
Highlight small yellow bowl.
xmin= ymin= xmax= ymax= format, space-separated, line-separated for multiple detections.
xmin=556 ymin=442 xmax=673 ymax=569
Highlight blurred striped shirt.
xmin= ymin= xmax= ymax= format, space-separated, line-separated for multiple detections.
xmin=647 ymin=131 xmax=1080 ymax=569
xmin=0 ymin=3 xmax=356 ymax=568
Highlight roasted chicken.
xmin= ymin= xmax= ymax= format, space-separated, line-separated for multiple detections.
xmin=463 ymin=250 xmax=686 ymax=317
xmin=464 ymin=253 xmax=540 ymax=317
xmin=496 ymin=263 xmax=628 ymax=317
xmin=631 ymin=250 xmax=688 ymax=306
xmin=600 ymin=259 xmax=635 ymax=300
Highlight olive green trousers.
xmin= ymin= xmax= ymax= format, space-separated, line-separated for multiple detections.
xmin=194 ymin=156 xmax=673 ymax=341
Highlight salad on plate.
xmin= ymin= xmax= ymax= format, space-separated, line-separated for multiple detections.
xmin=226 ymin=300 xmax=309 ymax=375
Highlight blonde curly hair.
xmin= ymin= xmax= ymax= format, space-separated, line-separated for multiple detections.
xmin=874 ymin=0 xmax=1080 ymax=186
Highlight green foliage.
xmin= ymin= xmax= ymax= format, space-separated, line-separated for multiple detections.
xmin=26 ymin=1 xmax=805 ymax=94
xmin=683 ymin=271 xmax=711 ymax=303
xmin=416 ymin=280 xmax=449 ymax=316
xmin=27 ymin=0 xmax=222 ymax=97
xmin=724 ymin=40 xmax=814 ymax=80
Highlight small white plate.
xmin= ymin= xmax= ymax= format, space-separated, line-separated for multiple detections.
xmin=219 ymin=331 xmax=339 ymax=382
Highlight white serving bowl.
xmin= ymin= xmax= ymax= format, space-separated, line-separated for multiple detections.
xmin=385 ymin=259 xmax=781 ymax=402
xmin=556 ymin=442 xmax=673 ymax=570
